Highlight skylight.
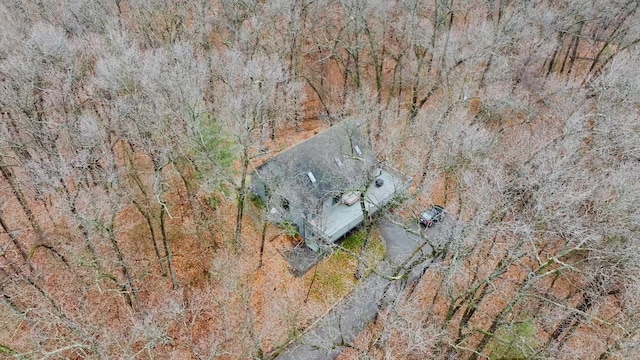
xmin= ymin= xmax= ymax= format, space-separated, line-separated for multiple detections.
xmin=307 ymin=171 xmax=317 ymax=183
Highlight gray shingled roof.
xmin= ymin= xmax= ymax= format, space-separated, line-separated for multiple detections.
xmin=254 ymin=119 xmax=376 ymax=208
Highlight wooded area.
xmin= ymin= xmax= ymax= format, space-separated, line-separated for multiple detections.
xmin=1 ymin=0 xmax=639 ymax=358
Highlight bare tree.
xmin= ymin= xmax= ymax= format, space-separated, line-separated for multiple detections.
xmin=211 ymin=49 xmax=301 ymax=249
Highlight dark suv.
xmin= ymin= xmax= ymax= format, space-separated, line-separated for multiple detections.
xmin=419 ymin=205 xmax=444 ymax=227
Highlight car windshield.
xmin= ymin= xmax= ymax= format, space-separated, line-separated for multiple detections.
xmin=422 ymin=210 xmax=436 ymax=219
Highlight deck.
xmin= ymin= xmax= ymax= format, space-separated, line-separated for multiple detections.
xmin=306 ymin=167 xmax=411 ymax=244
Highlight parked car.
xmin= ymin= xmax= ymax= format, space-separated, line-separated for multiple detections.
xmin=419 ymin=205 xmax=444 ymax=227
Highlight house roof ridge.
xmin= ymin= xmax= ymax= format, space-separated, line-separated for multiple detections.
xmin=256 ymin=118 xmax=364 ymax=170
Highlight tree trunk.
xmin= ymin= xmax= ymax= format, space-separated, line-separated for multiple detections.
xmin=586 ymin=2 xmax=639 ymax=78
xmin=171 ymin=159 xmax=217 ymax=250
xmin=160 ymin=208 xmax=178 ymax=289
xmin=469 ymin=255 xmax=560 ymax=359
xmin=355 ymin=191 xmax=372 ymax=280
xmin=304 ymin=76 xmax=332 ymax=121
xmin=545 ymin=32 xmax=564 ymax=77
xmin=258 ymin=217 xmax=267 ymax=269
xmin=0 ymin=212 xmax=33 ymax=272
xmin=0 ymin=162 xmax=42 ymax=238
xmin=0 ymin=265 xmax=101 ymax=357
xmin=59 ymin=179 xmax=100 ymax=263
xmin=437 ymin=0 xmax=455 ymax=80
xmin=304 ymin=265 xmax=319 ymax=304
xmin=234 ymin=147 xmax=250 ymax=250
xmin=106 ymin=217 xmax=138 ymax=309
xmin=409 ymin=50 xmax=427 ymax=122
xmin=565 ymin=21 xmax=584 ymax=75
xmin=544 ymin=276 xmax=616 ymax=352
xmin=132 ymin=200 xmax=166 ymax=275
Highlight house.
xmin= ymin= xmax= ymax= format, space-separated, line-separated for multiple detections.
xmin=251 ymin=119 xmax=412 ymax=251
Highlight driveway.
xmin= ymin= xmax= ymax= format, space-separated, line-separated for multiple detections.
xmin=273 ymin=267 xmax=394 ymax=360
xmin=378 ymin=215 xmax=430 ymax=265
xmin=273 ymin=214 xmax=448 ymax=360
